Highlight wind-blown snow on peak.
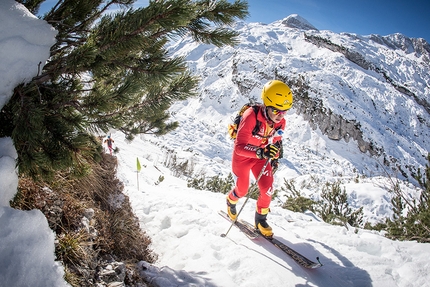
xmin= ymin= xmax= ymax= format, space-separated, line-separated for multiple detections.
xmin=280 ymin=14 xmax=318 ymax=31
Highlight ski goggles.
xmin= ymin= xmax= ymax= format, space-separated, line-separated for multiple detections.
xmin=269 ymin=107 xmax=288 ymax=116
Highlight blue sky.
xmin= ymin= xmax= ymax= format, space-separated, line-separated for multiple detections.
xmin=38 ymin=0 xmax=429 ymax=41
xmin=245 ymin=0 xmax=430 ymax=41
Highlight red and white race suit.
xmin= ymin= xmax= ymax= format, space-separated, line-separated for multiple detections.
xmin=229 ymin=106 xmax=285 ymax=213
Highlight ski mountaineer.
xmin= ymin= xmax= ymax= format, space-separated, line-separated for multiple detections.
xmin=104 ymin=135 xmax=114 ymax=155
xmin=226 ymin=80 xmax=293 ymax=237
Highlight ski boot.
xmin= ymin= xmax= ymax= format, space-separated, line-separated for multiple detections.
xmin=255 ymin=209 xmax=273 ymax=238
xmin=226 ymin=195 xmax=238 ymax=221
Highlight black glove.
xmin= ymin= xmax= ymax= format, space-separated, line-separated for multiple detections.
xmin=256 ymin=144 xmax=279 ymax=159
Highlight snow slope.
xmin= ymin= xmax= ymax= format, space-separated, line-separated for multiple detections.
xmin=111 ymin=15 xmax=430 ymax=286
xmin=113 ymin=131 xmax=430 ymax=287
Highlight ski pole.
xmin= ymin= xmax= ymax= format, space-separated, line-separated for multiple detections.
xmin=221 ymin=158 xmax=271 ymax=238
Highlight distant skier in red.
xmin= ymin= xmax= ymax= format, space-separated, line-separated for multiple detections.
xmin=226 ymin=80 xmax=293 ymax=237
xmin=104 ymin=135 xmax=114 ymax=155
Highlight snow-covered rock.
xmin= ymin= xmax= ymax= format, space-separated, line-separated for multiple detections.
xmin=281 ymin=14 xmax=318 ymax=31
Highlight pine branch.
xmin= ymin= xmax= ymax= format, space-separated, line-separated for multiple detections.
xmin=6 ymin=0 xmax=248 ymax=180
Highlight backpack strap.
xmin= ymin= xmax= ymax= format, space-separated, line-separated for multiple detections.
xmin=251 ymin=105 xmax=261 ymax=136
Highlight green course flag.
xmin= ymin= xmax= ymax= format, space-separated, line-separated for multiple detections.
xmin=137 ymin=157 xmax=141 ymax=172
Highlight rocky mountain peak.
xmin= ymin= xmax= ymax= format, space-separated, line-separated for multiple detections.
xmin=281 ymin=14 xmax=318 ymax=31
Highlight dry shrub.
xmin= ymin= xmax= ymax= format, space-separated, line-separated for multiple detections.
xmin=56 ymin=230 xmax=93 ymax=266
xmin=108 ymin=199 xmax=156 ymax=262
xmin=72 ymin=153 xmax=157 ymax=263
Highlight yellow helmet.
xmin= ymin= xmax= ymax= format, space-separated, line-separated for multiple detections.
xmin=261 ymin=80 xmax=293 ymax=110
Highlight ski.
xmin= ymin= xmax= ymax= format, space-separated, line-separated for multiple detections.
xmin=218 ymin=210 xmax=259 ymax=239
xmin=259 ymin=233 xmax=322 ymax=269
xmin=219 ymin=210 xmax=322 ymax=269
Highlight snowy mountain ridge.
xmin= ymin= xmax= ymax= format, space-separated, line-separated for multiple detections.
xmin=369 ymin=32 xmax=430 ymax=62
xmin=160 ymin=14 xmax=429 ymax=185
xmin=283 ymin=14 xmax=430 ymax=61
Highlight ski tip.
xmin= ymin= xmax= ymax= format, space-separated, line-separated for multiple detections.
xmin=312 ymin=257 xmax=323 ymax=268
xmin=307 ymin=257 xmax=323 ymax=269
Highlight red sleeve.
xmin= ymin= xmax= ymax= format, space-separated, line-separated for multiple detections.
xmin=234 ymin=108 xmax=260 ymax=158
